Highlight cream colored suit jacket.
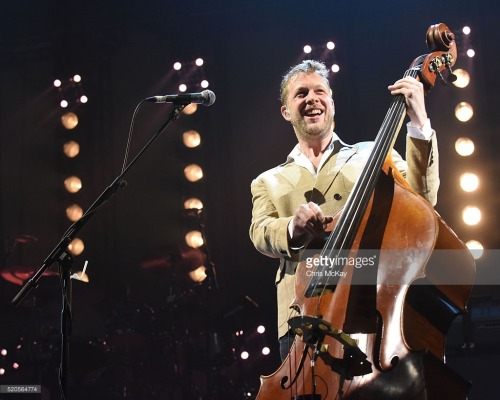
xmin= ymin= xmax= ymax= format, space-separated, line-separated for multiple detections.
xmin=250 ymin=134 xmax=440 ymax=338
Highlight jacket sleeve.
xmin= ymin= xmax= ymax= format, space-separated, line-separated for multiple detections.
xmin=249 ymin=174 xmax=295 ymax=259
xmin=405 ymin=134 xmax=440 ymax=206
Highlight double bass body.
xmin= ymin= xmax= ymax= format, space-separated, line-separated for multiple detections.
xmin=256 ymin=162 xmax=475 ymax=400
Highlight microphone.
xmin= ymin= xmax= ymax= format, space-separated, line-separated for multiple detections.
xmin=146 ymin=90 xmax=216 ymax=106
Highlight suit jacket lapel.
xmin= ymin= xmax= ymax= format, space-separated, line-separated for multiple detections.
xmin=312 ymin=143 xmax=359 ymax=204
xmin=276 ymin=142 xmax=360 ymax=206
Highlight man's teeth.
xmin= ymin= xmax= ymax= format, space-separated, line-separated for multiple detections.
xmin=306 ymin=110 xmax=322 ymax=116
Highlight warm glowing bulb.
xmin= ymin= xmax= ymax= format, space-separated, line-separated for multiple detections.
xmin=184 ymin=164 xmax=203 ymax=182
xmin=201 ymin=80 xmax=209 ymax=88
xmin=182 ymin=130 xmax=201 ymax=148
xmin=80 ymin=95 xmax=88 ymax=103
xmin=179 ymin=84 xmax=187 ymax=92
xmin=455 ymin=102 xmax=473 ymax=122
xmin=173 ymin=62 xmax=182 ymax=70
xmin=66 ymin=204 xmax=84 ymax=222
xmin=63 ymin=141 xmax=80 ymax=158
xmin=467 ymin=49 xmax=475 ymax=58
xmin=73 ymin=74 xmax=82 ymax=83
xmin=195 ymin=58 xmax=204 ymax=66
xmin=60 ymin=100 xmax=68 ymax=108
xmin=455 ymin=137 xmax=475 ymax=156
xmin=184 ymin=197 xmax=203 ymax=210
xmin=61 ymin=112 xmax=78 ymax=129
xmin=54 ymin=79 xmax=62 ymax=87
xmin=331 ymin=64 xmax=340 ymax=73
xmin=188 ymin=266 xmax=207 ymax=282
xmin=326 ymin=41 xmax=335 ymax=50
xmin=460 ymin=172 xmax=479 ymax=192
xmin=452 ymin=69 xmax=470 ymax=88
xmin=466 ymin=240 xmax=484 ymax=259
xmin=68 ymin=238 xmax=85 ymax=255
xmin=462 ymin=26 xmax=471 ymax=35
xmin=182 ymin=103 xmax=198 ymax=115
xmin=185 ymin=230 xmax=204 ymax=248
xmin=303 ymin=45 xmax=312 ymax=54
xmin=462 ymin=206 xmax=481 ymax=225
xmin=64 ymin=176 xmax=82 ymax=193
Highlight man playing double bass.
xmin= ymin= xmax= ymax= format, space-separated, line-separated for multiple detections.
xmin=249 ymin=59 xmax=439 ymax=361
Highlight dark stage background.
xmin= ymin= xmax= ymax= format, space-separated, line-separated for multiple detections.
xmin=0 ymin=1 xmax=499 ymax=399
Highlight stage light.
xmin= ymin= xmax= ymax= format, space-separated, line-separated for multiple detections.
xmin=467 ymin=49 xmax=475 ymax=58
xmin=195 ymin=58 xmax=204 ymax=66
xmin=173 ymin=62 xmax=182 ymax=70
xmin=179 ymin=84 xmax=187 ymax=92
xmin=452 ymin=69 xmax=470 ymax=88
xmin=303 ymin=45 xmax=312 ymax=54
xmin=54 ymin=79 xmax=62 ymax=87
xmin=455 ymin=137 xmax=475 ymax=156
xmin=64 ymin=176 xmax=82 ymax=193
xmin=466 ymin=240 xmax=484 ymax=260
xmin=73 ymin=74 xmax=82 ymax=83
xmin=183 ymin=130 xmax=201 ymax=148
xmin=326 ymin=41 xmax=335 ymax=50
xmin=185 ymin=230 xmax=204 ymax=248
xmin=80 ymin=95 xmax=88 ymax=103
xmin=60 ymin=100 xmax=69 ymax=108
xmin=1 ymin=349 xmax=6 ymax=356
xmin=331 ymin=64 xmax=340 ymax=73
xmin=0 ymin=368 xmax=5 ymax=375
xmin=262 ymin=347 xmax=270 ymax=355
xmin=61 ymin=112 xmax=78 ymax=129
xmin=63 ymin=140 xmax=80 ymax=158
xmin=201 ymin=80 xmax=209 ymax=88
xmin=460 ymin=172 xmax=479 ymax=192
xmin=184 ymin=164 xmax=203 ymax=182
xmin=68 ymin=238 xmax=85 ymax=255
xmin=455 ymin=102 xmax=473 ymax=122
xmin=240 ymin=351 xmax=249 ymax=360
xmin=12 ymin=363 xmax=19 ymax=369
xmin=257 ymin=325 xmax=266 ymax=334
xmin=462 ymin=26 xmax=471 ymax=35
xmin=66 ymin=204 xmax=83 ymax=222
xmin=188 ymin=266 xmax=207 ymax=283
xmin=462 ymin=205 xmax=481 ymax=226
xmin=182 ymin=103 xmax=198 ymax=115
xmin=184 ymin=198 xmax=203 ymax=210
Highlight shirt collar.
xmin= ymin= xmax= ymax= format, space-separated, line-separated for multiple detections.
xmin=285 ymin=131 xmax=341 ymax=164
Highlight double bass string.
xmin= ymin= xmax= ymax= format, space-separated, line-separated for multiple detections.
xmin=312 ymin=68 xmax=419 ymax=299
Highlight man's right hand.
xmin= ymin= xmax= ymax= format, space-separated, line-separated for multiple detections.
xmin=289 ymin=202 xmax=333 ymax=247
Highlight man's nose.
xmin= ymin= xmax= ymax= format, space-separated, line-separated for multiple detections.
xmin=305 ymin=91 xmax=318 ymax=103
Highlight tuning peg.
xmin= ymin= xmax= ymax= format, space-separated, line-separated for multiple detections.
xmin=447 ymin=68 xmax=458 ymax=83
xmin=437 ymin=71 xmax=448 ymax=86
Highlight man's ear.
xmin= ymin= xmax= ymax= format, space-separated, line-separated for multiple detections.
xmin=281 ymin=105 xmax=291 ymax=121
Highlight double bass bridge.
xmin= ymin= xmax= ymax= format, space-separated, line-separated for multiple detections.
xmin=288 ymin=315 xmax=372 ymax=380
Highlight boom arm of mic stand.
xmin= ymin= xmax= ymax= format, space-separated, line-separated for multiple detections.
xmin=11 ymin=104 xmax=186 ymax=306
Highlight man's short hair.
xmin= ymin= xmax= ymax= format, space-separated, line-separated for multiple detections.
xmin=280 ymin=60 xmax=331 ymax=105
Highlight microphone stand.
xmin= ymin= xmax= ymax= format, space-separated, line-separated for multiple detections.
xmin=191 ymin=209 xmax=221 ymax=398
xmin=11 ymin=104 xmax=186 ymax=399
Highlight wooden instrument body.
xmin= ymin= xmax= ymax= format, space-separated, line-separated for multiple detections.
xmin=256 ymin=165 xmax=474 ymax=400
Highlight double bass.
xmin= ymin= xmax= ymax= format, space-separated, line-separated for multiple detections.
xmin=256 ymin=23 xmax=475 ymax=400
